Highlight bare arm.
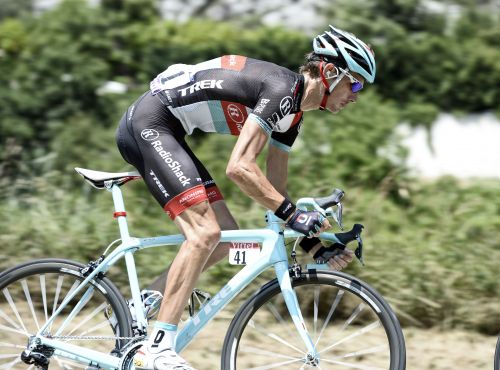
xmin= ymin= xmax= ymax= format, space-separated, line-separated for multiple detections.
xmin=226 ymin=119 xmax=285 ymax=211
xmin=266 ymin=144 xmax=290 ymax=199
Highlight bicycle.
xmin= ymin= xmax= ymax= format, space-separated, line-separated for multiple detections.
xmin=0 ymin=167 xmax=406 ymax=369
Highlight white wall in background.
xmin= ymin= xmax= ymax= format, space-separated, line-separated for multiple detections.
xmin=398 ymin=112 xmax=500 ymax=179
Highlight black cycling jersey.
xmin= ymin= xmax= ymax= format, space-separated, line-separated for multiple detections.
xmin=116 ymin=56 xmax=305 ymax=219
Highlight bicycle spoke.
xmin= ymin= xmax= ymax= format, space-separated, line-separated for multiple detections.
xmin=2 ymin=288 xmax=28 ymax=334
xmin=247 ymin=319 xmax=306 ymax=355
xmin=327 ymin=344 xmax=388 ymax=360
xmin=247 ymin=357 xmax=304 ymax=370
xmin=52 ymin=275 xmax=65 ymax=316
xmin=240 ymin=345 xmax=301 ymax=361
xmin=341 ymin=303 xmax=366 ymax=331
xmin=67 ymin=301 xmax=106 ymax=336
xmin=40 ymin=275 xmax=48 ymax=323
xmin=320 ymin=357 xmax=385 ymax=370
xmin=56 ymin=286 xmax=95 ymax=336
xmin=0 ymin=343 xmax=26 ymax=350
xmin=313 ymin=285 xmax=319 ymax=339
xmin=81 ymin=318 xmax=112 ymax=336
xmin=265 ymin=299 xmax=297 ymax=339
xmin=0 ymin=309 xmax=23 ymax=333
xmin=319 ymin=320 xmax=381 ymax=355
xmin=0 ymin=324 xmax=28 ymax=336
xmin=315 ymin=289 xmax=344 ymax=346
xmin=0 ymin=357 xmax=22 ymax=369
xmin=0 ymin=355 xmax=20 ymax=360
xmin=21 ymin=280 xmax=40 ymax=330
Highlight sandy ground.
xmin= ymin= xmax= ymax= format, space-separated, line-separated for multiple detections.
xmin=184 ymin=316 xmax=498 ymax=370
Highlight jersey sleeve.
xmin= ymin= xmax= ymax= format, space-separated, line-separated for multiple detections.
xmin=269 ymin=112 xmax=303 ymax=152
xmin=248 ymin=74 xmax=299 ymax=135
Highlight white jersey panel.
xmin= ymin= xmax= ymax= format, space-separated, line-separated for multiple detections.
xmin=168 ymin=102 xmax=216 ymax=135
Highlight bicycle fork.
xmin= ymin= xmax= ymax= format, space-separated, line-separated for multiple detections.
xmin=266 ymin=210 xmax=319 ymax=365
xmin=274 ymin=261 xmax=320 ymax=366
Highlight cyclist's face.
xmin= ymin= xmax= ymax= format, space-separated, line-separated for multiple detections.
xmin=325 ymin=72 xmax=365 ymax=114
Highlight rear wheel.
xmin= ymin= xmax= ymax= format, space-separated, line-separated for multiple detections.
xmin=222 ymin=270 xmax=406 ymax=370
xmin=0 ymin=259 xmax=133 ymax=369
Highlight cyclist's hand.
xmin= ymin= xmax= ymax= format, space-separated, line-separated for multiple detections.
xmin=313 ymin=245 xmax=354 ymax=271
xmin=286 ymin=209 xmax=331 ymax=237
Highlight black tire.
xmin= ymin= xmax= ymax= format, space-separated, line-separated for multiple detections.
xmin=495 ymin=336 xmax=500 ymax=370
xmin=222 ymin=269 xmax=406 ymax=370
xmin=0 ymin=259 xmax=133 ymax=369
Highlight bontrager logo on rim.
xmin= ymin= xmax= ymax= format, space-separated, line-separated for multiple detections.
xmin=141 ymin=129 xmax=160 ymax=141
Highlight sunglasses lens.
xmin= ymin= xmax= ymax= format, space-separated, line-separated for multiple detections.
xmin=351 ymin=82 xmax=363 ymax=93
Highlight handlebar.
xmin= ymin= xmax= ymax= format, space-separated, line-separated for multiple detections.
xmin=296 ymin=188 xmax=345 ymax=229
xmin=294 ymin=188 xmax=365 ymax=265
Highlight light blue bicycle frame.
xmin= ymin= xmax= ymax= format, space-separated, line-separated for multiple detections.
xmin=35 ymin=183 xmax=341 ymax=369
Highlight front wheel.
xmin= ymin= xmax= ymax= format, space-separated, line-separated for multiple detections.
xmin=222 ymin=269 xmax=406 ymax=369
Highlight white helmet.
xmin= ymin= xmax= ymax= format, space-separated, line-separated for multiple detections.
xmin=313 ymin=25 xmax=376 ymax=83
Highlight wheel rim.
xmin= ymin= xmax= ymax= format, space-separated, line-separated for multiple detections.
xmin=0 ymin=267 xmax=125 ymax=370
xmin=233 ymin=281 xmax=393 ymax=370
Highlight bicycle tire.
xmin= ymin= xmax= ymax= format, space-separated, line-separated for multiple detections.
xmin=495 ymin=336 xmax=500 ymax=370
xmin=0 ymin=258 xmax=133 ymax=370
xmin=221 ymin=269 xmax=406 ymax=370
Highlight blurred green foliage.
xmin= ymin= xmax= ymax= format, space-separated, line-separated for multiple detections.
xmin=0 ymin=0 xmax=499 ymax=334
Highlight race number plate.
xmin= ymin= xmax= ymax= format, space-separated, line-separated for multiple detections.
xmin=229 ymin=243 xmax=261 ymax=265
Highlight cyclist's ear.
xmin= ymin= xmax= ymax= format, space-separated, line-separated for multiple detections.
xmin=324 ymin=63 xmax=337 ymax=78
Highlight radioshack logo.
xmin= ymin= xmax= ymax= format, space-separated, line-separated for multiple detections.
xmin=141 ymin=129 xmax=159 ymax=141
xmin=227 ymin=104 xmax=245 ymax=124
xmin=280 ymin=96 xmax=293 ymax=116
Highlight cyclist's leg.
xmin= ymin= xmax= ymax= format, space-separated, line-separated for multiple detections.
xmin=144 ymin=139 xmax=239 ymax=293
xmin=203 ymin=200 xmax=238 ymax=269
xmin=179 ymin=140 xmax=239 ymax=270
xmin=146 ymin=200 xmax=238 ymax=293
xmin=159 ymin=201 xmax=221 ymax=325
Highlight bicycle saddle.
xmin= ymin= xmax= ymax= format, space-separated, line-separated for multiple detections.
xmin=75 ymin=167 xmax=141 ymax=189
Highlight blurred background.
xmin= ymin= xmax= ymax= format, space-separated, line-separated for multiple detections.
xmin=1 ymin=0 xmax=499 ymax=368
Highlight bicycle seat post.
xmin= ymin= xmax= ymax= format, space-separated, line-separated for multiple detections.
xmin=105 ymin=181 xmax=131 ymax=242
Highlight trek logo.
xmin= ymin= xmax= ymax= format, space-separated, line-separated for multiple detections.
xmin=149 ymin=170 xmax=169 ymax=198
xmin=150 ymin=140 xmax=191 ymax=186
xmin=141 ymin=129 xmax=159 ymax=141
xmin=178 ymin=80 xmax=224 ymax=97
xmin=227 ymin=104 xmax=245 ymax=124
xmin=192 ymin=285 xmax=232 ymax=326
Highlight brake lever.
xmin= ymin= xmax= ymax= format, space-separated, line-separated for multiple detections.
xmin=354 ymin=233 xmax=364 ymax=266
xmin=329 ymin=202 xmax=344 ymax=230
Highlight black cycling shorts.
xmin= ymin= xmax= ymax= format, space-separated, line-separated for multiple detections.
xmin=115 ymin=91 xmax=223 ymax=220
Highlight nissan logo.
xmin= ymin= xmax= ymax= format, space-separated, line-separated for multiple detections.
xmin=141 ymin=129 xmax=160 ymax=141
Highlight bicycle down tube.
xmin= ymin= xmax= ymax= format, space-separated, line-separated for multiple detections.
xmin=33 ymin=183 xmax=336 ymax=368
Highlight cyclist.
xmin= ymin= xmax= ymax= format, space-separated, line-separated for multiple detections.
xmin=115 ymin=25 xmax=376 ymax=369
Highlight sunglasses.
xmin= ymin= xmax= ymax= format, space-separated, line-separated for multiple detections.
xmin=327 ymin=67 xmax=364 ymax=94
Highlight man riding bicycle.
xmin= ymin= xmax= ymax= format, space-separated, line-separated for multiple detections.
xmin=114 ymin=25 xmax=376 ymax=370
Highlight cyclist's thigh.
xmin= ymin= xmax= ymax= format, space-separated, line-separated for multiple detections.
xmin=118 ymin=93 xmax=208 ymax=220
xmin=178 ymin=139 xmax=238 ymax=230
